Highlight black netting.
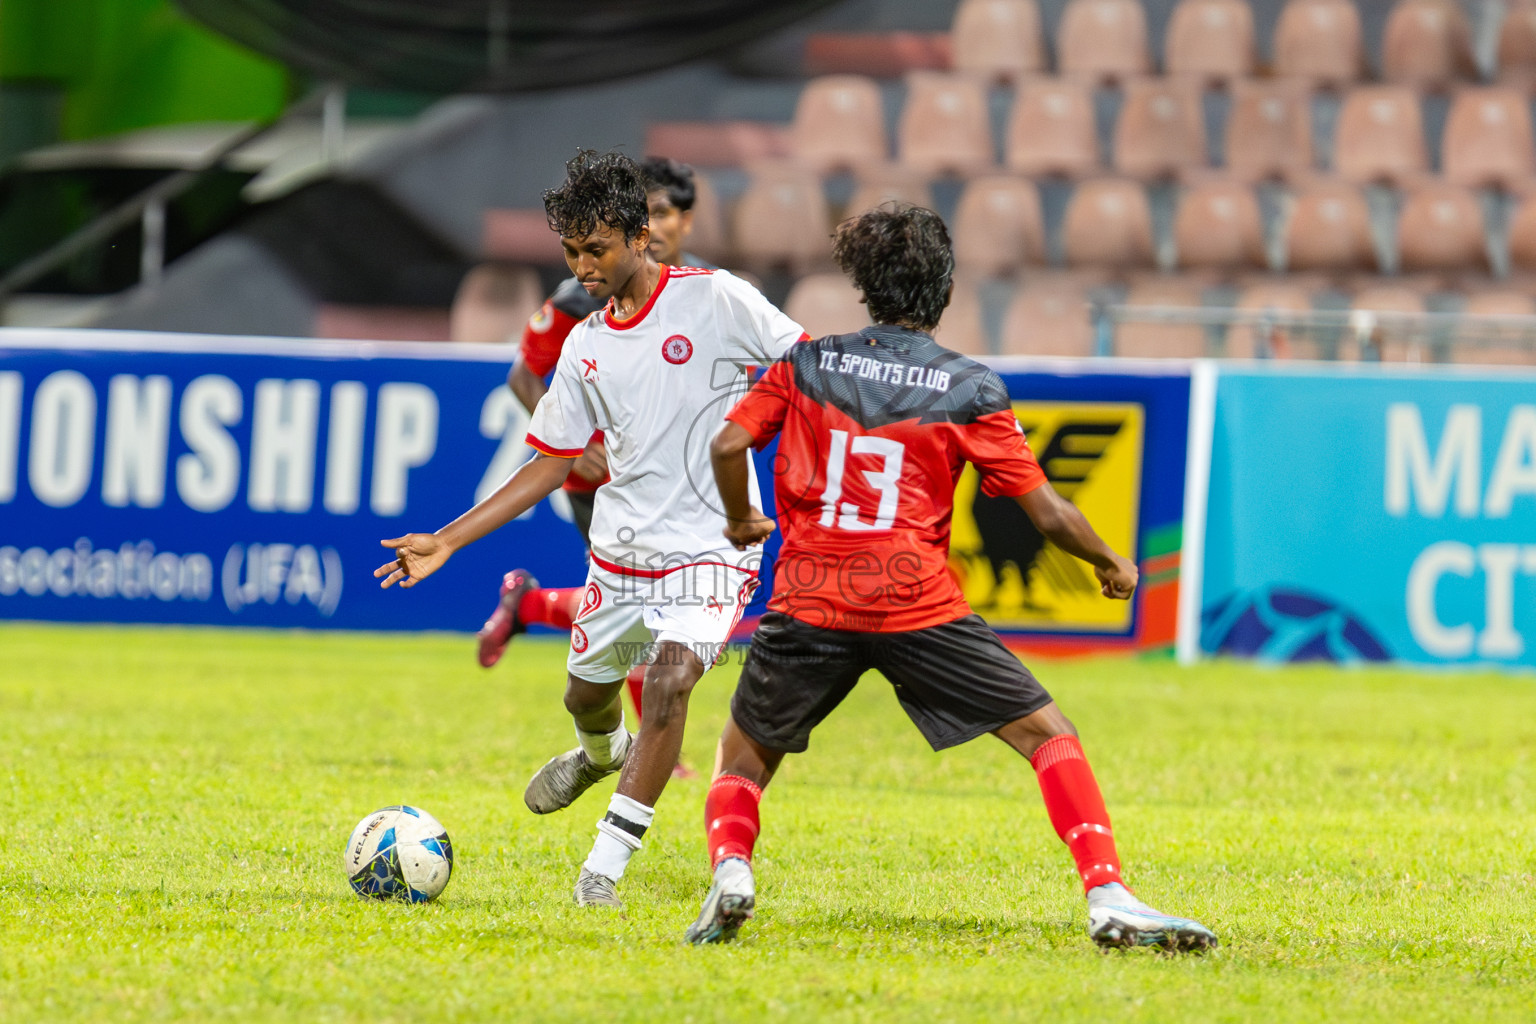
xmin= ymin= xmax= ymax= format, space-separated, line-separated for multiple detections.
xmin=172 ymin=0 xmax=838 ymax=93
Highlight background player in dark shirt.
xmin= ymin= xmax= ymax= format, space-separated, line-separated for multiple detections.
xmin=687 ymin=204 xmax=1217 ymax=952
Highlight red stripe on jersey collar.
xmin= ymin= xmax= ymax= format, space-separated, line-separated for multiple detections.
xmin=604 ymin=263 xmax=670 ymax=331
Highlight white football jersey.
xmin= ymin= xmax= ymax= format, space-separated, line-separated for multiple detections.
xmin=526 ymin=265 xmax=806 ymax=575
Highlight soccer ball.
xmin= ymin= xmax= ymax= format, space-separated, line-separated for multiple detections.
xmin=343 ymin=805 xmax=454 ymax=902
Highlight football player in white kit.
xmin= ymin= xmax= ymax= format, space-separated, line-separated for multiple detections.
xmin=375 ymin=150 xmax=807 ymax=908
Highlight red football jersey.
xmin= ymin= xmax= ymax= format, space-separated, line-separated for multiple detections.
xmin=725 ymin=325 xmax=1047 ymax=632
xmin=520 ymin=277 xmax=607 ymax=491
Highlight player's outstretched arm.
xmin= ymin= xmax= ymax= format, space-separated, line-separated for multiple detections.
xmin=710 ymin=422 xmax=776 ymax=551
xmin=1015 ymin=484 xmax=1138 ymax=601
xmin=374 ymin=452 xmax=573 ymax=589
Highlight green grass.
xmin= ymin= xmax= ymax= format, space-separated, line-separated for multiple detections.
xmin=1 ymin=623 xmax=1533 ymax=1023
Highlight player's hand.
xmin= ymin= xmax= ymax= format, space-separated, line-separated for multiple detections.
xmin=571 ymin=438 xmax=608 ymax=485
xmin=1095 ymin=556 xmax=1138 ymax=601
xmin=375 ymin=533 xmax=452 ymax=589
xmin=723 ymin=507 xmax=776 ymax=551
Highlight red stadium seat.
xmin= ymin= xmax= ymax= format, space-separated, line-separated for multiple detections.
xmin=1001 ymin=274 xmax=1099 ymax=356
xmin=1006 ymin=76 xmax=1099 ymax=178
xmin=1382 ymin=0 xmax=1477 ymax=91
xmin=897 ymin=72 xmax=996 ymax=176
xmin=1283 ymin=180 xmax=1377 ymax=273
xmin=784 ymin=273 xmax=870 ymax=339
xmin=1334 ymin=86 xmax=1429 ymax=187
xmin=1164 ymin=0 xmax=1256 ymax=85
xmin=934 ymin=275 xmax=991 ymax=355
xmin=791 ymin=75 xmax=889 ymax=175
xmin=1115 ymin=276 xmax=1208 ymax=357
xmin=1441 ymin=87 xmax=1536 ymax=190
xmin=1063 ymin=178 xmax=1156 ymax=270
xmin=449 ymin=264 xmax=544 ymax=345
xmin=952 ymin=176 xmax=1046 ymax=276
xmin=1274 ymin=0 xmax=1366 ymax=87
xmin=1224 ymin=79 xmax=1314 ymax=183
xmin=731 ymin=162 xmax=833 ymax=272
xmin=802 ymin=32 xmax=952 ymax=77
xmin=1057 ymin=0 xmax=1152 ymax=84
xmin=951 ymin=0 xmax=1047 ymax=84
xmin=1397 ymin=183 xmax=1489 ymax=275
xmin=1174 ymin=180 xmax=1266 ymax=272
xmin=1113 ymin=76 xmax=1207 ymax=181
xmin=1498 ymin=0 xmax=1536 ymax=90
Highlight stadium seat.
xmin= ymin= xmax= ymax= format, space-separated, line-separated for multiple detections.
xmin=1441 ymin=87 xmax=1536 ymax=190
xmin=952 ymin=176 xmax=1046 ymax=276
xmin=934 ymin=275 xmax=990 ymax=355
xmin=731 ymin=162 xmax=833 ymax=272
xmin=844 ymin=165 xmax=935 ymax=217
xmin=448 ymin=264 xmax=543 ymax=345
xmin=1228 ymin=280 xmax=1315 ymax=358
xmin=802 ymin=32 xmax=952 ymax=77
xmin=1283 ymin=180 xmax=1377 ymax=273
xmin=1223 ymin=79 xmax=1314 ymax=183
xmin=897 ymin=72 xmax=996 ymax=176
xmin=1001 ymin=274 xmax=1099 ymax=356
xmin=784 ymin=273 xmax=870 ymax=339
xmin=1174 ymin=180 xmax=1266 ymax=272
xmin=791 ymin=75 xmax=889 ymax=175
xmin=951 ymin=0 xmax=1047 ymax=84
xmin=314 ymin=305 xmax=452 ymax=342
xmin=1382 ymin=0 xmax=1477 ymax=91
xmin=1115 ymin=276 xmax=1207 ymax=357
xmin=1348 ymin=284 xmax=1426 ymax=360
xmin=1397 ymin=183 xmax=1489 ymax=275
xmin=1273 ymin=0 xmax=1366 ymax=86
xmin=1056 ymin=0 xmax=1152 ymax=84
xmin=482 ymin=208 xmax=563 ymax=264
xmin=687 ymin=173 xmax=728 ymax=263
xmin=1005 ymin=76 xmax=1100 ymax=178
xmin=1334 ymin=86 xmax=1429 ymax=186
xmin=1164 ymin=0 xmax=1256 ymax=85
xmin=1113 ymin=77 xmax=1207 ymax=181
xmin=1505 ymin=193 xmax=1536 ymax=271
xmin=642 ymin=122 xmax=792 ymax=168
xmin=1062 ymin=178 xmax=1156 ymax=269
xmin=1456 ymin=290 xmax=1536 ymax=365
xmin=1498 ymin=0 xmax=1536 ymax=90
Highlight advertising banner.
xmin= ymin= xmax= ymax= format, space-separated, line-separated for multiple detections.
xmin=1 ymin=332 xmax=1193 ymax=651
xmin=1200 ymin=367 xmax=1536 ymax=668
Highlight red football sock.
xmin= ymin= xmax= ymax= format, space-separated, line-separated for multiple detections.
xmin=625 ymin=666 xmax=646 ymax=720
xmin=516 ymin=587 xmax=581 ymax=630
xmin=1030 ymin=733 xmax=1125 ymax=893
xmin=705 ymin=774 xmax=762 ymax=867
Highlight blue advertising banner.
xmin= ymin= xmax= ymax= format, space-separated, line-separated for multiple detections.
xmin=0 ymin=332 xmax=1193 ymax=644
xmin=1201 ymin=366 xmax=1536 ymax=668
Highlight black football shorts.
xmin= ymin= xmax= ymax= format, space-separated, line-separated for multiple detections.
xmin=730 ymin=611 xmax=1054 ymax=753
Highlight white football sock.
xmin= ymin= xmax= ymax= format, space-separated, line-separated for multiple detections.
xmin=714 ymin=856 xmax=754 ymax=897
xmin=583 ymin=793 xmax=655 ymax=882
xmin=576 ymin=715 xmax=629 ymax=769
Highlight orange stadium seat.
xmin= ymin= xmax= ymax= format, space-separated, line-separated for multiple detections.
xmin=951 ymin=0 xmax=1047 ymax=84
xmin=1174 ymin=180 xmax=1266 ymax=272
xmin=643 ymin=122 xmax=791 ymax=168
xmin=731 ymin=162 xmax=833 ymax=272
xmin=1224 ymin=79 xmax=1314 ymax=183
xmin=1229 ymin=280 xmax=1315 ymax=358
xmin=952 ymin=176 xmax=1046 ymax=276
xmin=1334 ymin=86 xmax=1429 ymax=186
xmin=1001 ymin=274 xmax=1099 ymax=356
xmin=802 ymin=32 xmax=952 ymax=77
xmin=1113 ymin=76 xmax=1207 ymax=180
xmin=1063 ymin=178 xmax=1156 ymax=270
xmin=784 ymin=273 xmax=870 ymax=339
xmin=934 ymin=276 xmax=991 ymax=355
xmin=1006 ymin=77 xmax=1100 ymax=178
xmin=448 ymin=264 xmax=544 ymax=345
xmin=1283 ymin=181 xmax=1377 ymax=274
xmin=1397 ymin=183 xmax=1489 ymax=275
xmin=844 ymin=165 xmax=935 ymax=217
xmin=1498 ymin=0 xmax=1536 ymax=90
xmin=897 ymin=72 xmax=996 ymax=176
xmin=1164 ymin=0 xmax=1256 ymax=85
xmin=1505 ymin=192 xmax=1536 ymax=272
xmin=1274 ymin=0 xmax=1366 ymax=87
xmin=1382 ymin=0 xmax=1477 ymax=91
xmin=1057 ymin=0 xmax=1152 ymax=84
xmin=1456 ymin=290 xmax=1536 ymax=365
xmin=791 ymin=75 xmax=889 ymax=175
xmin=1115 ymin=276 xmax=1208 ymax=357
xmin=1441 ymin=87 xmax=1536 ymax=190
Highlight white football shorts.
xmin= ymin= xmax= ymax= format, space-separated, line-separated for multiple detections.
xmin=566 ymin=560 xmax=759 ymax=684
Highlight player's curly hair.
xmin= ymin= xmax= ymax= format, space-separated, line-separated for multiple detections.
xmin=543 ymin=149 xmax=649 ymax=243
xmin=640 ymin=156 xmax=696 ymax=211
xmin=832 ymin=203 xmax=954 ymax=332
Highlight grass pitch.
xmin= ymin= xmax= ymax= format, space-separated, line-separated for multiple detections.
xmin=1 ymin=623 xmax=1533 ymax=1023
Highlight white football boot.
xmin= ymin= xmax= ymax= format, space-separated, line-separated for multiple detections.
xmin=1087 ymin=883 xmax=1218 ymax=951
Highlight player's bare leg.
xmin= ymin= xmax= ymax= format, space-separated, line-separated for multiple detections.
xmin=685 ymin=716 xmax=785 ymax=944
xmin=994 ymin=703 xmax=1217 ymax=952
xmin=573 ymin=641 xmax=706 ymax=908
xmin=524 ymin=674 xmax=630 ymax=815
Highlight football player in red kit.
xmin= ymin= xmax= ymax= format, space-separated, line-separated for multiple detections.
xmin=687 ymin=204 xmax=1217 ymax=951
